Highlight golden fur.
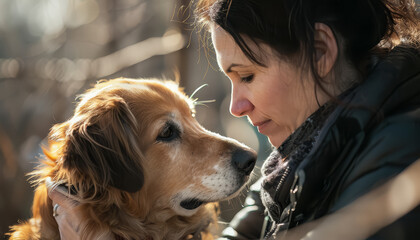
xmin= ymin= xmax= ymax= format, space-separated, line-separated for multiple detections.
xmin=8 ymin=78 xmax=256 ymax=240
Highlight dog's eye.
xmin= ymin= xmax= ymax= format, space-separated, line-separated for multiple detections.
xmin=157 ymin=123 xmax=180 ymax=142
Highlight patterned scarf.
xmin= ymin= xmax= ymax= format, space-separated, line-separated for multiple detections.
xmin=260 ymin=102 xmax=336 ymax=223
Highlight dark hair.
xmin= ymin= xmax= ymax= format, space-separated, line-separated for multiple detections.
xmin=195 ymin=0 xmax=420 ymax=95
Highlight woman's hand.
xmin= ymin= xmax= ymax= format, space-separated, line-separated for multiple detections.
xmin=48 ymin=187 xmax=84 ymax=240
xmin=47 ymin=183 xmax=114 ymax=240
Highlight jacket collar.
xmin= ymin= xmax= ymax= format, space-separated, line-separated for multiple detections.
xmin=278 ymin=46 xmax=420 ymax=228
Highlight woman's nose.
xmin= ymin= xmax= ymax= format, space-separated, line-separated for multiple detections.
xmin=230 ymin=89 xmax=253 ymax=117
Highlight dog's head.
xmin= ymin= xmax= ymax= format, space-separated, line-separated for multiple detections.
xmin=44 ymin=78 xmax=256 ymax=226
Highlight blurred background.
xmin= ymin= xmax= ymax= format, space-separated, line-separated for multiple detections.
xmin=0 ymin=0 xmax=273 ymax=236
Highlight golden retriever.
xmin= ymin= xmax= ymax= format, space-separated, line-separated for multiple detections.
xmin=8 ymin=78 xmax=256 ymax=240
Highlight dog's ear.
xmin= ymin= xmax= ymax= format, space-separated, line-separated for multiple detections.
xmin=61 ymin=95 xmax=144 ymax=193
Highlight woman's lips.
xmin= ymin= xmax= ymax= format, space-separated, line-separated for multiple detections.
xmin=254 ymin=120 xmax=271 ymax=134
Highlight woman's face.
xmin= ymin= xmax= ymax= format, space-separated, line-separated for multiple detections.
xmin=211 ymin=25 xmax=324 ymax=147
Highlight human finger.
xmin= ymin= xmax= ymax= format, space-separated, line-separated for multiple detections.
xmin=45 ymin=177 xmax=80 ymax=208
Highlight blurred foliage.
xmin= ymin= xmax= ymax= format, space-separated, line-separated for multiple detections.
xmin=0 ymin=0 xmax=271 ymax=236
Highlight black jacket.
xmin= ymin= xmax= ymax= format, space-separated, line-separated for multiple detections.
xmin=220 ymin=46 xmax=420 ymax=240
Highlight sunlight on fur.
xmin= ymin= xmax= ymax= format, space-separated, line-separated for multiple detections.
xmin=8 ymin=78 xmax=256 ymax=240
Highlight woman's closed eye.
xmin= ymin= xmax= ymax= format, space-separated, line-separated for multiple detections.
xmin=240 ymin=74 xmax=254 ymax=83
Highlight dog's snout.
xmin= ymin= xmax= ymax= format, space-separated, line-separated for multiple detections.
xmin=232 ymin=149 xmax=256 ymax=175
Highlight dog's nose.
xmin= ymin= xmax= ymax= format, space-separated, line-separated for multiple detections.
xmin=232 ymin=149 xmax=256 ymax=175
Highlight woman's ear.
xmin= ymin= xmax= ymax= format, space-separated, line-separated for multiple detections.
xmin=314 ymin=23 xmax=338 ymax=78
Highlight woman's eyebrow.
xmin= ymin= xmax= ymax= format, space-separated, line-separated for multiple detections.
xmin=226 ymin=63 xmax=243 ymax=73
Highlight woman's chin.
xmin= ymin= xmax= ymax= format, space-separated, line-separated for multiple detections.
xmin=268 ymin=133 xmax=290 ymax=148
xmin=268 ymin=138 xmax=282 ymax=149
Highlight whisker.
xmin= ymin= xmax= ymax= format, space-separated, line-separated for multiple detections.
xmin=190 ymin=83 xmax=209 ymax=99
xmin=189 ymin=84 xmax=216 ymax=107
xmin=194 ymin=99 xmax=216 ymax=106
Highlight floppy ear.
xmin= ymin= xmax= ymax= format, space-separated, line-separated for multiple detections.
xmin=61 ymin=95 xmax=144 ymax=193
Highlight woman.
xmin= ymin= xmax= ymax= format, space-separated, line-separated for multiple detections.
xmin=195 ymin=0 xmax=420 ymax=239
xmin=50 ymin=0 xmax=420 ymax=239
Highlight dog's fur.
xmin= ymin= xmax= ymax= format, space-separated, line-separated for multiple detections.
xmin=8 ymin=78 xmax=256 ymax=240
